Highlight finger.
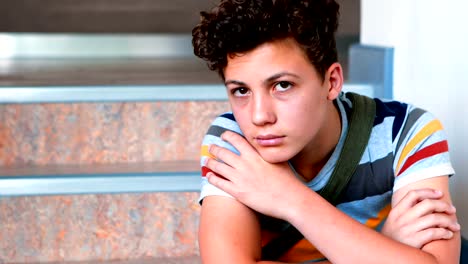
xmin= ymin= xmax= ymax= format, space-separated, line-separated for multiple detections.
xmin=393 ymin=189 xmax=443 ymax=212
xmin=205 ymin=157 xmax=236 ymax=181
xmin=413 ymin=227 xmax=455 ymax=248
xmin=221 ymin=130 xmax=258 ymax=158
xmin=397 ymin=198 xmax=456 ymax=225
xmin=410 ymin=199 xmax=457 ymax=219
xmin=411 ymin=212 xmax=461 ymax=232
xmin=206 ymin=171 xmax=236 ymax=196
xmin=209 ymin=144 xmax=242 ymax=166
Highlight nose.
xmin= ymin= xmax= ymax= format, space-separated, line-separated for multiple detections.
xmin=251 ymin=93 xmax=276 ymax=126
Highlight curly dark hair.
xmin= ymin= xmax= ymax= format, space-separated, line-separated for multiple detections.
xmin=192 ymin=0 xmax=340 ymax=80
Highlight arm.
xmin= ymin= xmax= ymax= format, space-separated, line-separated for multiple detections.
xmin=381 ymin=186 xmax=460 ymax=248
xmin=388 ymin=176 xmax=461 ymax=260
xmin=261 ymin=175 xmax=460 ymax=263
xmin=205 ymin=131 xmax=460 ymax=263
xmin=199 ymin=196 xmax=294 ymax=264
xmin=199 ymin=196 xmax=261 ymax=263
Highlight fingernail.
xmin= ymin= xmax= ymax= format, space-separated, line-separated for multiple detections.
xmin=434 ymin=190 xmax=443 ymax=195
xmin=454 ymin=223 xmax=461 ymax=230
xmin=446 ymin=231 xmax=454 ymax=239
xmin=451 ymin=205 xmax=457 ymax=212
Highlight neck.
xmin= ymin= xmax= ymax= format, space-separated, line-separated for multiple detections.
xmin=290 ymin=100 xmax=342 ymax=182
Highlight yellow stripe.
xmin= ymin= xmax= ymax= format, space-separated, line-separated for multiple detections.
xmin=200 ymin=145 xmax=215 ymax=159
xmin=396 ymin=119 xmax=443 ymax=173
xmin=365 ymin=203 xmax=391 ymax=229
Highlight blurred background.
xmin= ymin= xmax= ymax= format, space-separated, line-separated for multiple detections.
xmin=0 ymin=0 xmax=359 ymax=85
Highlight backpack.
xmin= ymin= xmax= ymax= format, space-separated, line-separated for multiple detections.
xmin=261 ymin=92 xmax=376 ymax=260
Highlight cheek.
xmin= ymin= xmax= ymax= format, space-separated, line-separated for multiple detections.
xmin=279 ymin=100 xmax=323 ymax=134
xmin=278 ymin=99 xmax=311 ymax=122
xmin=231 ymin=109 xmax=251 ymax=133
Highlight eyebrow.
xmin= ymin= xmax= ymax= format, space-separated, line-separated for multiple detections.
xmin=264 ymin=72 xmax=300 ymax=85
xmin=224 ymin=80 xmax=246 ymax=86
xmin=225 ymin=72 xmax=300 ymax=87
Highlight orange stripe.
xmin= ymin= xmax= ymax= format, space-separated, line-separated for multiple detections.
xmin=200 ymin=145 xmax=215 ymax=159
xmin=267 ymin=203 xmax=391 ymax=263
xmin=365 ymin=203 xmax=392 ymax=229
xmin=396 ymin=119 xmax=443 ymax=173
xmin=278 ymin=239 xmax=324 ymax=262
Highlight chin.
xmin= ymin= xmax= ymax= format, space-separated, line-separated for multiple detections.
xmin=258 ymin=150 xmax=292 ymax=164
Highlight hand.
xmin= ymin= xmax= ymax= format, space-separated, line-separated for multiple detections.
xmin=204 ymin=130 xmax=304 ymax=219
xmin=382 ymin=188 xmax=460 ymax=248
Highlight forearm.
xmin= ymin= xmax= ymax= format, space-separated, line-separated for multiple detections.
xmin=283 ymin=184 xmax=457 ymax=264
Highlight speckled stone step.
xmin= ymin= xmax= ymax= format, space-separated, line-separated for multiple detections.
xmin=4 ymin=256 xmax=201 ymax=264
xmin=0 ymin=192 xmax=201 ymax=263
xmin=0 ymin=100 xmax=228 ymax=263
xmin=52 ymin=257 xmax=200 ymax=264
xmin=0 ymin=48 xmax=232 ymax=263
xmin=0 ymin=101 xmax=229 ymax=167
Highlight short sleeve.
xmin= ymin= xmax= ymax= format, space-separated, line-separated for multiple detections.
xmin=393 ymin=107 xmax=455 ymax=191
xmin=199 ymin=112 xmax=243 ymax=204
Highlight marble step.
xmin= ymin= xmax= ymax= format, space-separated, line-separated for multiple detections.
xmin=0 ymin=191 xmax=201 ymax=263
xmin=36 ymin=257 xmax=202 ymax=264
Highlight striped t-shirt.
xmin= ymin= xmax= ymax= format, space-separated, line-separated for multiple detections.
xmin=199 ymin=92 xmax=455 ymax=262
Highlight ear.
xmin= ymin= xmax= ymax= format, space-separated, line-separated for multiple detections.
xmin=325 ymin=62 xmax=344 ymax=100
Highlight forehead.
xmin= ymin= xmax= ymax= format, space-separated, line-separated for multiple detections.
xmin=227 ymin=38 xmax=307 ymax=64
xmin=224 ymin=38 xmax=315 ymax=81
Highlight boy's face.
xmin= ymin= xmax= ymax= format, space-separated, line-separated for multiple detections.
xmin=224 ymin=38 xmax=342 ymax=164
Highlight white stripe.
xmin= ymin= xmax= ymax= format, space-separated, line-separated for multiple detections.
xmin=202 ymin=134 xmax=239 ymax=152
xmin=199 ymin=179 xmax=234 ymax=203
xmin=211 ymin=114 xmax=243 ymax=135
xmin=361 ymin=116 xmax=394 ymax=164
xmin=393 ymin=163 xmax=455 ymax=192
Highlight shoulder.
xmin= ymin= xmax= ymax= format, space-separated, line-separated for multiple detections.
xmin=338 ymin=93 xmax=410 ymax=137
xmin=201 ymin=112 xmax=243 ymax=160
xmin=364 ymin=98 xmax=455 ymax=191
xmin=392 ymin=106 xmax=454 ymax=190
xmin=210 ymin=112 xmax=238 ymax=127
xmin=199 ymin=112 xmax=242 ymax=203
xmin=339 ymin=93 xmax=439 ymax=147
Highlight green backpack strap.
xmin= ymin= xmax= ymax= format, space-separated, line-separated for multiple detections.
xmin=318 ymin=92 xmax=376 ymax=203
xmin=261 ymin=92 xmax=376 ymax=260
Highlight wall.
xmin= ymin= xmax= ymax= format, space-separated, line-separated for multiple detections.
xmin=336 ymin=0 xmax=360 ymax=36
xmin=0 ymin=0 xmax=215 ymax=33
xmin=361 ymin=0 xmax=468 ymax=237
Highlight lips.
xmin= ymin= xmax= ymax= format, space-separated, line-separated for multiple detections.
xmin=254 ymin=134 xmax=285 ymax=147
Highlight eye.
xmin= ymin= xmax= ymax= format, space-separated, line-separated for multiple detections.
xmin=231 ymin=87 xmax=250 ymax=97
xmin=274 ymin=81 xmax=292 ymax=92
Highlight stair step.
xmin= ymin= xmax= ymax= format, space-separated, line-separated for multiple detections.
xmin=37 ymin=257 xmax=201 ymax=264
xmin=0 ymin=160 xmax=200 ymax=196
xmin=0 ymin=57 xmax=220 ymax=87
xmin=0 ymin=192 xmax=201 ymax=263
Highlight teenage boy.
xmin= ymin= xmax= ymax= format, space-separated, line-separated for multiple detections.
xmin=193 ymin=0 xmax=461 ymax=263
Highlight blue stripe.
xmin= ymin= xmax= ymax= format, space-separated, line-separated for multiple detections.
xmin=337 ymin=191 xmax=392 ymax=225
xmin=373 ymin=99 xmax=407 ymax=141
xmin=220 ymin=112 xmax=236 ymax=121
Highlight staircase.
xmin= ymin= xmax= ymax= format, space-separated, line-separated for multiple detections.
xmin=0 ymin=34 xmax=232 ymax=263
xmin=0 ymin=29 xmax=390 ymax=262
